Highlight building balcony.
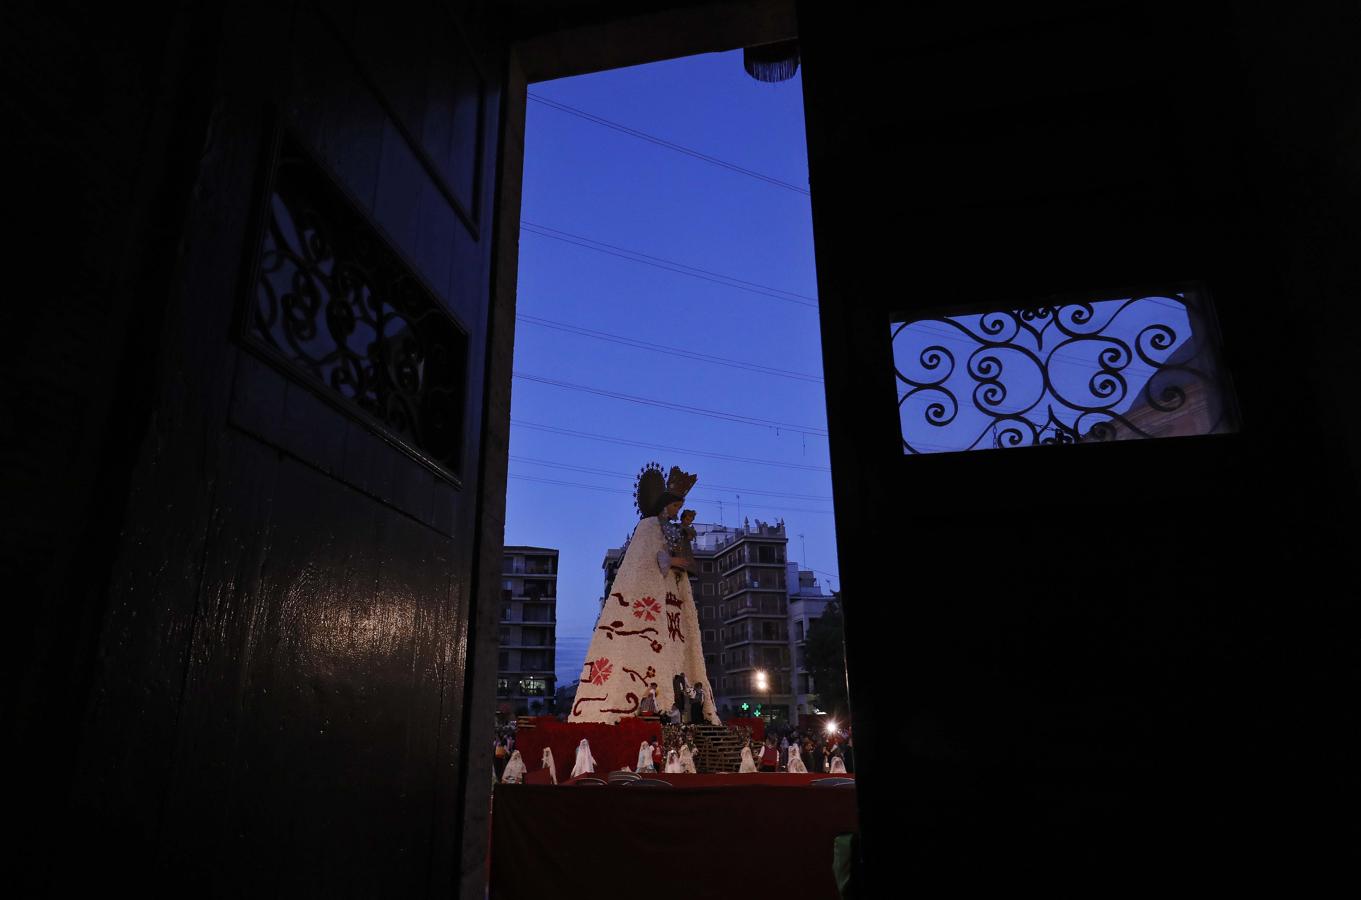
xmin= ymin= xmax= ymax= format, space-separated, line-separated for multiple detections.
xmin=723 ymin=663 xmax=791 ymax=675
xmin=723 ymin=632 xmax=790 ymax=643
xmin=719 ymin=563 xmax=787 ymax=579
xmin=500 ymin=615 xmax=557 ymax=627
xmin=722 ymin=610 xmax=786 ymax=626
xmin=721 ymin=585 xmax=787 ymax=600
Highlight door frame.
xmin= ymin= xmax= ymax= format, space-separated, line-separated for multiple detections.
xmin=460 ymin=2 xmax=801 ymax=893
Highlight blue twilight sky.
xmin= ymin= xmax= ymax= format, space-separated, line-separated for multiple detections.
xmin=505 ymin=50 xmax=838 ymax=688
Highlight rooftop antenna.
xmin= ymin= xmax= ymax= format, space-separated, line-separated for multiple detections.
xmin=799 ymin=533 xmax=807 ymax=566
xmin=717 ymin=499 xmax=724 ymax=526
xmin=736 ymin=494 xmax=742 ymax=527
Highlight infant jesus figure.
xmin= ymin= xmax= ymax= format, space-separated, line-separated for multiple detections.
xmin=677 ymin=509 xmax=697 ymax=562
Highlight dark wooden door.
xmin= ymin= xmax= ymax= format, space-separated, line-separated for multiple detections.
xmin=68 ymin=2 xmax=504 ymax=894
xmin=800 ymin=1 xmax=1358 ymax=884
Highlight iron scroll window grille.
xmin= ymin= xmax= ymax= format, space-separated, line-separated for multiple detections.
xmin=241 ymin=129 xmax=468 ymax=482
xmin=891 ymin=284 xmax=1238 ymax=455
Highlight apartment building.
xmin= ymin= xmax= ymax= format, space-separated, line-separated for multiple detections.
xmin=713 ymin=520 xmax=793 ymax=721
xmin=786 ymin=563 xmax=833 ymax=720
xmin=498 ymin=546 xmax=558 ymax=716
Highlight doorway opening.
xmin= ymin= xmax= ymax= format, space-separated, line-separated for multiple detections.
xmin=488 ymin=44 xmax=855 ymax=857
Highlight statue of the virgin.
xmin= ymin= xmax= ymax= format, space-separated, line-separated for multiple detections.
xmin=569 ymin=463 xmax=719 ymax=725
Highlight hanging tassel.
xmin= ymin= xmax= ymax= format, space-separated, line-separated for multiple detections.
xmin=743 ymin=40 xmax=800 ymax=83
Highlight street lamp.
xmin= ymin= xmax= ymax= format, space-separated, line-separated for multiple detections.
xmin=754 ymin=669 xmax=769 ymax=721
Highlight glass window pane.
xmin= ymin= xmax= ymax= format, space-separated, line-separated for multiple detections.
xmin=891 ymin=283 xmax=1238 ymax=453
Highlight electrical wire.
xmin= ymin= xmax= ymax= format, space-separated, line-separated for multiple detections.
xmin=509 ymin=455 xmax=834 ymax=501
xmin=522 ymin=222 xmax=816 ymax=302
xmin=516 ymin=313 xmax=823 ymax=383
xmin=527 ymin=93 xmax=810 ymax=195
xmin=512 ymin=372 xmax=829 ymax=436
xmin=508 ymin=473 xmax=836 ymax=516
xmin=511 ymin=419 xmax=831 ymax=472
xmin=520 ymin=222 xmax=818 ymax=309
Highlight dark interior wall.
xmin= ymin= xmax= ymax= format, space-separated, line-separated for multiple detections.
xmin=799 ymin=0 xmax=1358 ymax=884
xmin=3 ymin=2 xmax=224 ymax=890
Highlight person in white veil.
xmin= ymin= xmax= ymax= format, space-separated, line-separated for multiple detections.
xmin=786 ymin=743 xmax=808 ymax=774
xmin=541 ymin=746 xmax=557 ymax=784
xmin=738 ymin=744 xmax=758 ymax=773
xmin=570 ymin=738 xmax=597 ymax=778
xmin=679 ymin=743 xmax=697 ymax=774
xmin=829 ymin=756 xmax=847 ymax=774
xmin=635 ymin=741 xmax=655 ymax=773
xmin=501 ymin=749 xmax=527 ymax=783
xmin=664 ymin=748 xmax=683 ymax=774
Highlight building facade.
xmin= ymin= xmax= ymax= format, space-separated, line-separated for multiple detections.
xmin=596 ymin=521 xmax=835 ymax=725
xmin=498 ymin=547 xmax=558 ymax=716
xmin=690 ymin=523 xmax=730 ymax=709
xmin=786 ymin=564 xmax=833 ymax=720
xmin=714 ymin=520 xmax=793 ymax=721
xmin=599 ymin=544 xmax=624 ymax=609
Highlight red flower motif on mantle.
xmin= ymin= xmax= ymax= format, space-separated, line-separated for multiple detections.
xmin=586 ymin=657 xmax=613 ymax=686
xmin=633 ymin=596 xmax=662 ymax=622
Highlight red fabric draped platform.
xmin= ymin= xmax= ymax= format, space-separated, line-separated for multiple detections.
xmin=491 ymin=782 xmax=859 ymax=900
xmin=512 ymin=717 xmax=662 ymax=783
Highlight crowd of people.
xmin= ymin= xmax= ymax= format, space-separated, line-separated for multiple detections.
xmin=739 ymin=723 xmax=854 ymax=774
xmin=492 ymin=718 xmax=853 ymax=783
xmin=491 ymin=723 xmax=519 ymax=782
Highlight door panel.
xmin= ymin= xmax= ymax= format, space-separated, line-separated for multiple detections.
xmin=163 ymin=439 xmax=459 ymax=893
xmin=71 ymin=1 xmax=504 ymax=893
xmin=799 ymin=0 xmax=1357 ymax=882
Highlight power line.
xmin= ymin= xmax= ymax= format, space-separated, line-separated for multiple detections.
xmin=516 ymin=314 xmax=823 ymax=384
xmin=526 ymin=93 xmax=810 ymax=196
xmin=522 ymin=222 xmax=817 ymax=303
xmin=512 ymin=371 xmax=829 ymax=437
xmin=509 ymin=455 xmax=834 ymax=501
xmin=809 ymin=567 xmax=842 ymax=593
xmin=520 ymin=222 xmax=818 ymax=310
xmin=511 ymin=419 xmax=832 ymax=472
xmin=508 ymin=473 xmax=836 ymax=516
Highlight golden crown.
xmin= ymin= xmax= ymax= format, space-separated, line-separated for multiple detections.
xmin=665 ymin=466 xmax=697 ymax=500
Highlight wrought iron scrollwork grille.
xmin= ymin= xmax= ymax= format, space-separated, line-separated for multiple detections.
xmin=891 ymin=286 xmax=1237 ymax=455
xmin=242 ymin=131 xmax=468 ymax=481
